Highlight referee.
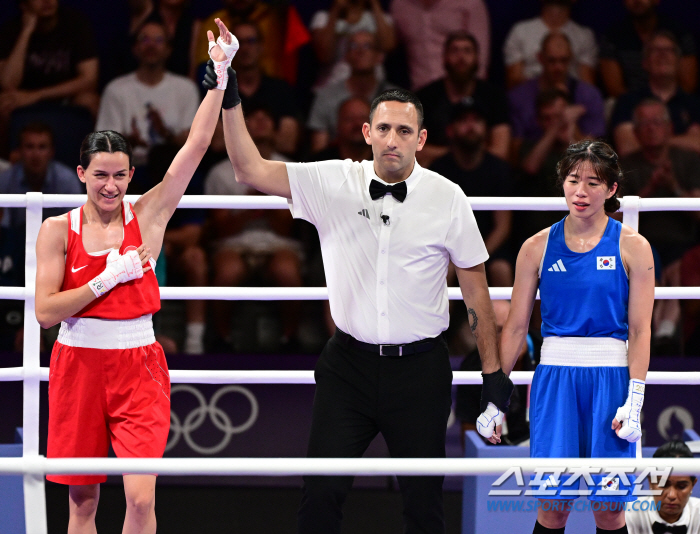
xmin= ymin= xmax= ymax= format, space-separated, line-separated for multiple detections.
xmin=213 ymin=67 xmax=513 ymax=533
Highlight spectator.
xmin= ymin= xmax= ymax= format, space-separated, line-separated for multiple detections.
xmin=192 ymin=0 xmax=310 ymax=85
xmin=312 ymin=97 xmax=372 ymax=162
xmin=96 ymin=20 xmax=200 ymax=167
xmin=416 ymin=31 xmax=510 ymax=166
xmin=390 ymin=0 xmax=490 ymax=90
xmin=455 ymin=300 xmax=533 ymax=446
xmin=205 ymin=105 xmax=302 ymax=350
xmin=514 ymin=88 xmax=582 ymax=246
xmin=626 ymin=440 xmax=699 ymax=533
xmin=503 ymin=0 xmax=597 ymax=90
xmin=110 ymin=0 xmax=197 ymax=80
xmin=0 ymin=0 xmax=99 ymax=156
xmin=308 ymin=30 xmax=397 ymax=153
xmin=600 ymin=0 xmax=697 ymax=98
xmin=231 ymin=21 xmax=300 ymax=157
xmin=0 ymin=0 xmax=99 ymax=115
xmin=509 ymin=32 xmax=605 ymax=145
xmin=310 ymin=0 xmax=395 ymax=90
xmin=620 ymin=99 xmax=700 ymax=348
xmin=430 ymin=101 xmax=514 ymax=287
xmin=0 ymin=122 xmax=82 ymax=285
xmin=611 ymin=31 xmax=700 ymax=157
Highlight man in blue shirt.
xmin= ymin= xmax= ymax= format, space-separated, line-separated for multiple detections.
xmin=0 ymin=122 xmax=82 ymax=285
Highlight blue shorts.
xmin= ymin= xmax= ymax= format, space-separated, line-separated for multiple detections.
xmin=530 ymin=361 xmax=636 ymax=502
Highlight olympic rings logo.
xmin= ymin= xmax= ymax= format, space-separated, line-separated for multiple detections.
xmin=166 ymin=385 xmax=259 ymax=455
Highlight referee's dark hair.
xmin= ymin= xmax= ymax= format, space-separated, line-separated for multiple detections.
xmin=653 ymin=440 xmax=697 ymax=482
xmin=369 ymin=89 xmax=425 ymax=130
xmin=80 ymin=131 xmax=134 ymax=169
xmin=555 ymin=139 xmax=623 ymax=213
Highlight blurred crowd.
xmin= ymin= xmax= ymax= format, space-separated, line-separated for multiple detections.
xmin=1 ymin=0 xmax=700 ymax=359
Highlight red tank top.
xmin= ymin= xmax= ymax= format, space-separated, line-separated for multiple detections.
xmin=62 ymin=201 xmax=161 ymax=319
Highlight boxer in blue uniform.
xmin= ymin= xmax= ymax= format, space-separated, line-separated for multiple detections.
xmin=480 ymin=140 xmax=655 ymax=534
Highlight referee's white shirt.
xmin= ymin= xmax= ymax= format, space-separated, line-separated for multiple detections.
xmin=626 ymin=495 xmax=700 ymax=533
xmin=286 ymin=158 xmax=488 ymax=344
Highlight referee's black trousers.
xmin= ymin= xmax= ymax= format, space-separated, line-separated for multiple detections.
xmin=297 ymin=332 xmax=453 ymax=534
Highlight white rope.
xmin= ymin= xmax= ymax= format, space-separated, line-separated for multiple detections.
xmin=5 ymin=192 xmax=698 ymax=531
xmin=1 ymin=369 xmax=698 ymax=385
xmin=19 ymin=194 xmax=700 ymax=211
xmin=2 ymin=286 xmax=698 ymax=301
xmin=0 ymin=456 xmax=698 ymax=477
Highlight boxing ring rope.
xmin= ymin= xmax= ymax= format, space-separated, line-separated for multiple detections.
xmin=1 ymin=193 xmax=699 ymax=533
xmin=1 ymin=456 xmax=700 ymax=477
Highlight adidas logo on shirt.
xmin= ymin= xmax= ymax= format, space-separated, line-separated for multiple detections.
xmin=547 ymin=259 xmax=567 ymax=272
xmin=358 ymin=209 xmax=370 ymax=220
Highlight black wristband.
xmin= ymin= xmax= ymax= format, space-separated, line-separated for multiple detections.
xmin=201 ymin=60 xmax=218 ymax=91
xmin=480 ymin=369 xmax=514 ymax=413
xmin=222 ymin=66 xmax=241 ymax=110
xmin=201 ymin=64 xmax=241 ymax=109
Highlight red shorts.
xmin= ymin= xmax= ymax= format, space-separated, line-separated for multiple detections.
xmin=47 ymin=341 xmax=170 ymax=485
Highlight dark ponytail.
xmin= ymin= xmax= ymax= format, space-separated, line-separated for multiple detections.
xmin=79 ymin=130 xmax=133 ymax=169
xmin=556 ymin=140 xmax=623 ymax=213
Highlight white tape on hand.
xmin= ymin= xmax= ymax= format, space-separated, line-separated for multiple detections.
xmin=208 ymin=34 xmax=239 ymax=90
xmin=614 ymin=379 xmax=645 ymax=443
xmin=88 ymin=249 xmax=143 ymax=298
xmin=477 ymin=402 xmax=504 ymax=439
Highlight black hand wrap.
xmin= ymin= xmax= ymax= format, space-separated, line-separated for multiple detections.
xmin=480 ymin=369 xmax=514 ymax=413
xmin=202 ymin=60 xmax=218 ymax=90
xmin=201 ymin=63 xmax=241 ymax=110
xmin=222 ymin=66 xmax=241 ymax=110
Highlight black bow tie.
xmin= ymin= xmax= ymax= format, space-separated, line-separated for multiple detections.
xmin=652 ymin=521 xmax=687 ymax=534
xmin=369 ymin=179 xmax=407 ymax=202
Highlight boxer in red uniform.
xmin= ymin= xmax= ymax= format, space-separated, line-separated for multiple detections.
xmin=34 ymin=19 xmax=237 ymax=534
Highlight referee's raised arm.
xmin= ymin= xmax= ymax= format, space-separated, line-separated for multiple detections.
xmin=214 ymin=67 xmax=292 ymax=199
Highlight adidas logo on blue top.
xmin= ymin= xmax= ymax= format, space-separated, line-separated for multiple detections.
xmin=548 ymin=259 xmax=567 ymax=272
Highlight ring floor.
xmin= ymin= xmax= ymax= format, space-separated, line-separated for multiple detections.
xmin=46 ymin=483 xmax=463 ymax=533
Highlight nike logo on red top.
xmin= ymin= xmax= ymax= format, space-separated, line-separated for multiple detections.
xmin=71 ymin=265 xmax=88 ymax=273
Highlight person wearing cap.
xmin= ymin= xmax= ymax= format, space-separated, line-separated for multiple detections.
xmin=430 ymin=100 xmax=515 ymax=287
xmin=626 ymin=440 xmax=700 ymax=533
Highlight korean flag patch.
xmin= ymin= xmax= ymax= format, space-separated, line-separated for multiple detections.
xmin=597 ymin=256 xmax=616 ymax=270
xmin=600 ymin=476 xmax=620 ymax=492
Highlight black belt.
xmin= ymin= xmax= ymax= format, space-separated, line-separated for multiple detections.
xmin=335 ymin=329 xmax=439 ymax=357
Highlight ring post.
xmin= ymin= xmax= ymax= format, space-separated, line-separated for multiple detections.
xmin=23 ymin=192 xmax=47 ymax=533
xmin=621 ymin=195 xmax=640 ymax=232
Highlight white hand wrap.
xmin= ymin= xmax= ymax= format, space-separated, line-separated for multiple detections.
xmin=88 ymin=249 xmax=143 ymax=298
xmin=208 ymin=35 xmax=239 ymax=90
xmin=477 ymin=402 xmax=505 ymax=439
xmin=614 ymin=379 xmax=645 ymax=443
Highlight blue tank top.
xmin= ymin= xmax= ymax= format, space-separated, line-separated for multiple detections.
xmin=539 ymin=217 xmax=629 ymax=340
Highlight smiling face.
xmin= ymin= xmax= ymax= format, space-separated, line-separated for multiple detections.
xmin=77 ymin=152 xmax=133 ymax=212
xmin=563 ymin=161 xmax=617 ymax=218
xmin=362 ymin=101 xmax=426 ymax=182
